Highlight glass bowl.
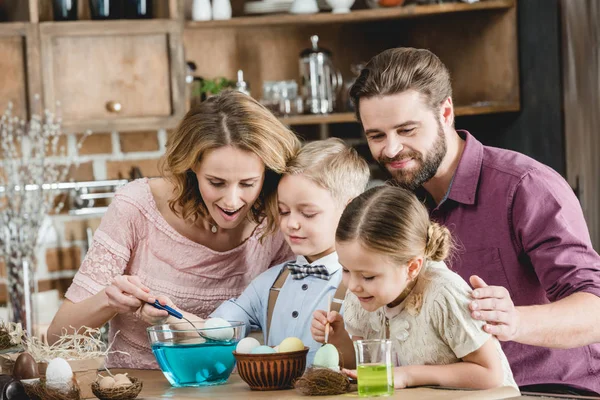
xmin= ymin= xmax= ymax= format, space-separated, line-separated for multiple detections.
xmin=147 ymin=321 xmax=245 ymax=387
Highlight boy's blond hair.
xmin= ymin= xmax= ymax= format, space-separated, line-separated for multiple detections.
xmin=285 ymin=138 xmax=370 ymax=205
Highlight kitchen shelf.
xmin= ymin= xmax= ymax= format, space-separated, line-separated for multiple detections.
xmin=0 ymin=22 xmax=30 ymax=35
xmin=279 ymin=101 xmax=520 ymax=125
xmin=185 ymin=0 xmax=514 ymax=29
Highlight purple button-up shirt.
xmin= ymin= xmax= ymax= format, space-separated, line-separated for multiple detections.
xmin=420 ymin=131 xmax=600 ymax=394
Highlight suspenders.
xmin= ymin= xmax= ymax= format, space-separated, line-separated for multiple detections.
xmin=266 ymin=267 xmax=347 ymax=344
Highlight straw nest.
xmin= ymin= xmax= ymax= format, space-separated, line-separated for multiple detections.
xmin=294 ymin=367 xmax=352 ymax=396
xmin=91 ymin=377 xmax=143 ymax=400
xmin=22 ymin=377 xmax=81 ymax=400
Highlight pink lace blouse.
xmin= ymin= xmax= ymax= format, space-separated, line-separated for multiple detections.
xmin=65 ymin=178 xmax=293 ymax=369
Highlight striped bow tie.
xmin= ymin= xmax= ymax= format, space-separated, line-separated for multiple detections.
xmin=285 ymin=262 xmax=331 ymax=280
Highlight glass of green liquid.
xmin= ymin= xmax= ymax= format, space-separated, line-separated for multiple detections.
xmin=353 ymin=339 xmax=394 ymax=397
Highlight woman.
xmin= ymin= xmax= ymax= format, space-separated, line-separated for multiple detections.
xmin=48 ymin=91 xmax=301 ymax=368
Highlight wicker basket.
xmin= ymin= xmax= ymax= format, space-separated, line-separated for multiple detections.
xmin=91 ymin=377 xmax=143 ymax=400
xmin=233 ymin=347 xmax=308 ymax=391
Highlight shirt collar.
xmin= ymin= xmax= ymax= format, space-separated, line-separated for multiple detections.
xmin=295 ymin=252 xmax=341 ymax=275
xmin=445 ymin=130 xmax=484 ymax=206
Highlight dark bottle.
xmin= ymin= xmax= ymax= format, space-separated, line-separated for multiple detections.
xmin=124 ymin=0 xmax=154 ymax=19
xmin=53 ymin=0 xmax=78 ymax=21
xmin=89 ymin=0 xmax=124 ymax=20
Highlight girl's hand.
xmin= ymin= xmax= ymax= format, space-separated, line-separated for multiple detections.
xmin=137 ymin=295 xmax=176 ymax=326
xmin=105 ymin=275 xmax=154 ymax=314
xmin=392 ymin=366 xmax=410 ymax=389
xmin=341 ymin=368 xmax=357 ymax=380
xmin=311 ymin=310 xmax=346 ymax=344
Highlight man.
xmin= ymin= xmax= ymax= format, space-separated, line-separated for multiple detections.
xmin=349 ymin=47 xmax=600 ymax=396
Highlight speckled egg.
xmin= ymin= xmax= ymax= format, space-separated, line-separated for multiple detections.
xmin=313 ymin=344 xmax=340 ymax=370
xmin=278 ymin=337 xmax=304 ymax=353
xmin=203 ymin=318 xmax=234 ymax=341
xmin=250 ymin=345 xmax=277 ymax=355
xmin=235 ymin=337 xmax=261 ymax=354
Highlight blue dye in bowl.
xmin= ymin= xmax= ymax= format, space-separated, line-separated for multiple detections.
xmin=148 ymin=321 xmax=245 ymax=387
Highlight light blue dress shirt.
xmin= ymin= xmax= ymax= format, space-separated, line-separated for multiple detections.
xmin=210 ymin=252 xmax=343 ymax=366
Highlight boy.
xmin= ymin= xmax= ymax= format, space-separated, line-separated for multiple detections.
xmin=209 ymin=138 xmax=370 ymax=364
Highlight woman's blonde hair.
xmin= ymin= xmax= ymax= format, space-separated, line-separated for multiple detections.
xmin=336 ymin=185 xmax=452 ymax=264
xmin=285 ymin=138 xmax=370 ymax=205
xmin=162 ymin=90 xmax=301 ymax=236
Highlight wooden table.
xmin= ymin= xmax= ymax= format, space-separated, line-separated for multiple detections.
xmin=109 ymin=369 xmax=530 ymax=399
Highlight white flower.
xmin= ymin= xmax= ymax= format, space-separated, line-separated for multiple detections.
xmin=8 ymin=322 xmax=24 ymax=345
xmin=392 ymin=319 xmax=410 ymax=342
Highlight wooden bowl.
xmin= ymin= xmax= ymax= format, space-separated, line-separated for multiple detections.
xmin=233 ymin=347 xmax=309 ymax=391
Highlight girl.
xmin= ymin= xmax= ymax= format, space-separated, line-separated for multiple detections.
xmin=49 ymin=91 xmax=301 ymax=368
xmin=311 ymin=185 xmax=516 ymax=389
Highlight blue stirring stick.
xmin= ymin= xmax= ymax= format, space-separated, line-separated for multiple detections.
xmin=150 ymin=299 xmax=183 ymax=319
xmin=150 ymin=300 xmax=199 ymax=330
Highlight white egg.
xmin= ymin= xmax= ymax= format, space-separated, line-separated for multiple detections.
xmin=45 ymin=358 xmax=73 ymax=392
xmin=203 ymin=318 xmax=234 ymax=341
xmin=274 ymin=345 xmax=280 ymax=353
xmin=113 ymin=373 xmax=132 ymax=388
xmin=235 ymin=337 xmax=261 ymax=354
xmin=98 ymin=376 xmax=115 ymax=390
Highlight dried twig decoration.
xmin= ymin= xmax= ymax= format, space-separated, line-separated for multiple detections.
xmin=0 ymin=100 xmax=90 ymax=335
xmin=294 ymin=367 xmax=352 ymax=396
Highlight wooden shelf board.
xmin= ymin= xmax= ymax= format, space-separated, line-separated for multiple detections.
xmin=39 ymin=19 xmax=179 ymax=35
xmin=279 ymin=101 xmax=520 ymax=125
xmin=185 ymin=0 xmax=514 ymax=29
xmin=0 ymin=22 xmax=29 ymax=36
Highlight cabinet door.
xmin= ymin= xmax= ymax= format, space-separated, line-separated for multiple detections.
xmin=0 ymin=23 xmax=41 ymax=120
xmin=40 ymin=20 xmax=185 ymax=133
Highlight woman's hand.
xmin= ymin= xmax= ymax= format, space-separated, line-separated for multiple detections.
xmin=105 ymin=275 xmax=154 ymax=314
xmin=311 ymin=310 xmax=346 ymax=344
xmin=137 ymin=295 xmax=175 ymax=326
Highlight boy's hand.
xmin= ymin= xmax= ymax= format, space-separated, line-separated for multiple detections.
xmin=137 ymin=295 xmax=175 ymax=326
xmin=311 ymin=310 xmax=346 ymax=344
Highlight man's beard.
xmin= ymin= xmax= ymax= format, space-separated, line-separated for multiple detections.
xmin=379 ymin=124 xmax=447 ymax=191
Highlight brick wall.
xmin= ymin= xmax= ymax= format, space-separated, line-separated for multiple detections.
xmin=0 ymin=129 xmax=168 ymax=309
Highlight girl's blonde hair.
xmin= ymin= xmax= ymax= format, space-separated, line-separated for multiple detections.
xmin=162 ymin=90 xmax=301 ymax=236
xmin=336 ymin=185 xmax=452 ymax=264
xmin=285 ymin=138 xmax=370 ymax=205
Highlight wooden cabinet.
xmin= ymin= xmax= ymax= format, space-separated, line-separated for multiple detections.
xmin=0 ymin=0 xmax=519 ymax=131
xmin=0 ymin=0 xmax=184 ymax=133
xmin=40 ymin=20 xmax=185 ymax=133
xmin=183 ymin=0 xmax=519 ymax=126
xmin=0 ymin=22 xmax=41 ymax=119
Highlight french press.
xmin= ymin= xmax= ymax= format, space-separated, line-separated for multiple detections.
xmin=299 ymin=35 xmax=343 ymax=114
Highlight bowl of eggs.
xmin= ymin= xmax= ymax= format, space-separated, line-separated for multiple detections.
xmin=233 ymin=336 xmax=309 ymax=391
xmin=147 ymin=318 xmax=245 ymax=387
